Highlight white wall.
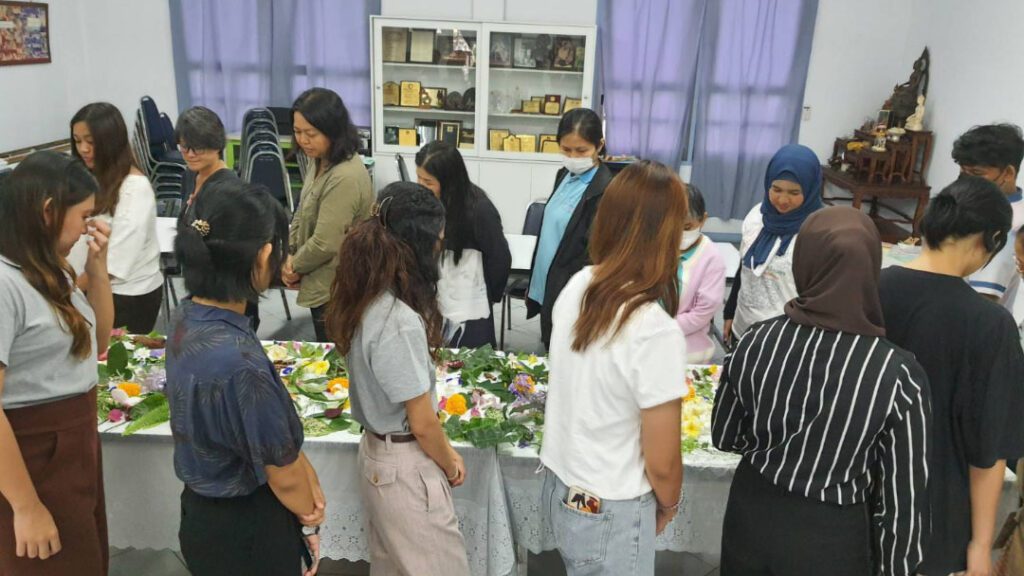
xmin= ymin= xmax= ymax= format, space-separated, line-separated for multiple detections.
xmin=0 ymin=0 xmax=177 ymax=153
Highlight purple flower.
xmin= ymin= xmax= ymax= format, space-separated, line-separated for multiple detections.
xmin=508 ymin=373 xmax=536 ymax=398
xmin=149 ymin=349 xmax=165 ymax=359
xmin=324 ymin=408 xmax=342 ymax=419
xmin=108 ymin=409 xmax=126 ymax=423
xmin=281 ymin=366 xmax=295 ymax=377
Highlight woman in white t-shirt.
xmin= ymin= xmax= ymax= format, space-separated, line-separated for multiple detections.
xmin=541 ymin=160 xmax=688 ymax=575
xmin=71 ymin=103 xmax=163 ymax=333
xmin=723 ymin=144 xmax=824 ymax=344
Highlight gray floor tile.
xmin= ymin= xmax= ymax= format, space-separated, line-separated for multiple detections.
xmin=108 ymin=548 xmax=189 ymax=576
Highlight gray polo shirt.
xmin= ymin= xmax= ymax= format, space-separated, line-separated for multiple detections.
xmin=0 ymin=255 xmax=98 ymax=409
xmin=346 ymin=292 xmax=435 ymax=435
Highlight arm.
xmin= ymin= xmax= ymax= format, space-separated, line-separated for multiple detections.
xmin=723 ymin=264 xmax=741 ymax=321
xmin=473 ymin=199 xmax=512 ymax=303
xmin=641 ymin=399 xmax=683 ymax=534
xmin=676 ymin=256 xmax=726 ymax=336
xmin=406 ymin=393 xmax=464 ymax=486
xmin=84 ymin=220 xmax=114 ymax=354
xmin=0 ymin=369 xmax=62 ymax=560
xmin=265 ymin=454 xmax=317 ymax=518
xmin=292 ymin=171 xmax=365 ymax=275
xmin=870 ymin=363 xmax=931 ymax=576
xmin=966 ymin=461 xmax=1006 ymax=575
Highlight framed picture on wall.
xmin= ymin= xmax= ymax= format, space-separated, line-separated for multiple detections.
xmin=0 ymin=1 xmax=51 ymax=66
xmin=490 ymin=33 xmax=512 ymax=67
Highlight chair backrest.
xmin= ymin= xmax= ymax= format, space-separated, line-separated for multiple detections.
xmin=155 ymin=196 xmax=182 ymax=218
xmin=246 ymin=150 xmax=293 ymax=213
xmin=139 ymin=97 xmax=165 ymax=148
xmin=159 ymin=113 xmax=176 ymax=150
xmin=396 ymin=153 xmax=409 ymax=182
xmin=243 ymin=107 xmax=275 ymax=127
xmin=239 ymin=123 xmax=279 ymax=173
xmin=523 ymin=201 xmax=546 ymax=236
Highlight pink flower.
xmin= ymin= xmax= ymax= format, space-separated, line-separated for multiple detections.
xmin=438 ymin=396 xmax=448 ymax=411
xmin=110 ymin=328 xmax=126 ymax=338
xmin=108 ymin=409 xmax=126 ymax=423
xmin=470 ymin=407 xmax=481 ymax=418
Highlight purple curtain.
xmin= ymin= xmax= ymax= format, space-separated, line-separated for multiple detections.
xmin=170 ymin=0 xmax=379 ymax=132
xmin=689 ymin=0 xmax=819 ymax=219
xmin=597 ymin=0 xmax=706 ymax=166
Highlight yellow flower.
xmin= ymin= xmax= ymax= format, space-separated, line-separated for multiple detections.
xmin=306 ymin=360 xmax=331 ymax=376
xmin=343 ymin=398 xmax=351 ymax=410
xmin=327 ymin=377 xmax=349 ymax=394
xmin=684 ymin=387 xmax=697 ymax=402
xmin=683 ymin=419 xmax=703 ymax=439
xmin=446 ymin=393 xmax=468 ymax=416
xmin=116 ymin=382 xmax=142 ymax=397
xmin=709 ymin=365 xmax=719 ymax=375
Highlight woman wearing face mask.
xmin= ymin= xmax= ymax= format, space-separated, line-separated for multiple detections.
xmin=722 ymin=144 xmax=823 ymax=345
xmin=880 ymin=176 xmax=1024 ymax=576
xmin=527 ymin=108 xmax=613 ymax=348
xmin=675 ymin=184 xmax=726 ymax=364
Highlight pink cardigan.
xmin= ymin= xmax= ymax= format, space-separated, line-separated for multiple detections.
xmin=675 ymin=236 xmax=727 ymax=361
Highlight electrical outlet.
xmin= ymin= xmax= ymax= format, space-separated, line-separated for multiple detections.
xmin=802 ymin=106 xmax=812 ymax=121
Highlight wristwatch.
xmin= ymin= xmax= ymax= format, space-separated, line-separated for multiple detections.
xmin=302 ymin=525 xmax=321 ymax=537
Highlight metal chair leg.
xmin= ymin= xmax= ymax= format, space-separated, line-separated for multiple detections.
xmin=280 ymin=289 xmax=292 ymax=320
xmin=169 ymin=278 xmax=179 ymax=306
xmin=162 ymin=278 xmax=172 ymax=323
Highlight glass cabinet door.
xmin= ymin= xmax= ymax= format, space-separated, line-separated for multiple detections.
xmin=482 ymin=27 xmax=593 ymax=159
xmin=375 ymin=21 xmax=481 ymax=154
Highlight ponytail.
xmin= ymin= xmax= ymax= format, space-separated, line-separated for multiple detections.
xmin=920 ymin=175 xmax=1011 ymax=253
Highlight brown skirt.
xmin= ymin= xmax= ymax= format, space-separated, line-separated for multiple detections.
xmin=0 ymin=388 xmax=108 ymax=576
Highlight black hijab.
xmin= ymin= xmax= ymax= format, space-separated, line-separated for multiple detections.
xmin=784 ymin=206 xmax=885 ymax=337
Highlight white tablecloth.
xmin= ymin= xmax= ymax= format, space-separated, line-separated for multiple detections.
xmin=100 ymin=424 xmax=515 ymax=576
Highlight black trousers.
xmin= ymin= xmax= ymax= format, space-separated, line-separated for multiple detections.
xmin=311 ymin=304 xmax=328 ymax=342
xmin=721 ymin=459 xmax=872 ymax=576
xmin=447 ymin=313 xmax=497 ymax=349
xmin=112 ymin=286 xmax=163 ymax=334
xmin=179 ymin=484 xmax=306 ymax=576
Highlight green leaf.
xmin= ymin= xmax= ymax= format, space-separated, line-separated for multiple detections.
xmin=124 ymin=402 xmax=170 ymax=435
xmin=106 ymin=342 xmax=132 ymax=380
xmin=128 ymin=394 xmax=168 ymax=421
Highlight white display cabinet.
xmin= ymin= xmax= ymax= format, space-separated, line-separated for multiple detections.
xmin=371 ymin=17 xmax=596 ymax=162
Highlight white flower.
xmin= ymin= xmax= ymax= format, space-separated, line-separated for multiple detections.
xmin=266 ymin=344 xmax=290 ymax=363
xmin=110 ymin=387 xmax=143 ymax=408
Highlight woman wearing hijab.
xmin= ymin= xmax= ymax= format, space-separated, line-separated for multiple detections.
xmin=723 ymin=144 xmax=824 ymax=345
xmin=712 ymin=207 xmax=932 ymax=576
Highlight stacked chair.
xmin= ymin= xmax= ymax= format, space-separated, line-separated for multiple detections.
xmin=239 ymin=107 xmax=295 ymax=214
xmin=239 ymin=107 xmax=293 ymax=320
xmin=132 ymin=96 xmax=186 ymax=202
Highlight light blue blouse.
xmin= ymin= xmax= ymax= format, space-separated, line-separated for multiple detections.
xmin=528 ymin=166 xmax=597 ymax=304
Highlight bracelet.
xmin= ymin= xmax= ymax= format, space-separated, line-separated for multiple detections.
xmin=302 ymin=525 xmax=321 ymax=537
xmin=446 ymin=467 xmax=460 ymax=481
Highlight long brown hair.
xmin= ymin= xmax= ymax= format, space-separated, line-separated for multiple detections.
xmin=0 ymin=151 xmax=99 ymax=359
xmin=326 ymin=182 xmax=446 ymax=357
xmin=572 ymin=160 xmax=689 ymax=351
xmin=70 ymin=102 xmax=137 ymax=215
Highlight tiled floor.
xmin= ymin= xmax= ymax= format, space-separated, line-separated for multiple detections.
xmin=118 ymin=278 xmax=727 ymax=575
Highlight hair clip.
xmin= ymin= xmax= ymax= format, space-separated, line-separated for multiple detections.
xmin=191 ymin=219 xmax=211 ymax=237
xmin=372 ymin=196 xmax=395 ymax=229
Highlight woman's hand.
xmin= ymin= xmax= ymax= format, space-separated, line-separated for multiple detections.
xmin=302 ymin=533 xmax=320 ymax=576
xmin=282 ymin=256 xmax=301 ymax=288
xmin=655 ymin=506 xmax=677 ymax=535
xmin=83 ymin=219 xmax=111 ymax=279
xmin=965 ymin=539 xmax=993 ymax=576
xmin=14 ymin=500 xmax=61 ymax=560
xmin=722 ymin=320 xmax=734 ymax=347
xmin=446 ymin=450 xmax=466 ymax=488
xmin=298 ymin=482 xmax=326 ymax=527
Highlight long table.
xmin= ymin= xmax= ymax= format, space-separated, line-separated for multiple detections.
xmin=100 ymin=422 xmax=1017 ymax=575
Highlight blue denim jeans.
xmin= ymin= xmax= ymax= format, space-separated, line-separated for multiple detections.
xmin=542 ymin=468 xmax=656 ymax=575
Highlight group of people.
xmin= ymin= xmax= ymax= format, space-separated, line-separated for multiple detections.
xmin=0 ymin=80 xmax=1023 ymax=576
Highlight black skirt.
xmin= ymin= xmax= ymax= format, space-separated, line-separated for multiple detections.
xmin=179 ymin=484 xmax=307 ymax=576
xmin=721 ymin=459 xmax=872 ymax=576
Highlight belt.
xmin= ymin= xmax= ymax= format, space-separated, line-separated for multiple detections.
xmin=371 ymin=432 xmax=416 ymax=443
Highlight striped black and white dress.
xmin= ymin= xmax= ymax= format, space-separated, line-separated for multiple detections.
xmin=712 ymin=316 xmax=932 ymax=576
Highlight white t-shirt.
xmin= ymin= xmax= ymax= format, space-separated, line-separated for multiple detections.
xmin=733 ymin=204 xmax=798 ymax=337
xmin=69 ymin=174 xmax=163 ymax=295
xmin=540 ymin=267 xmax=689 ymax=500
xmin=969 ymin=189 xmax=1024 ymax=322
xmin=437 ymin=248 xmax=490 ymax=325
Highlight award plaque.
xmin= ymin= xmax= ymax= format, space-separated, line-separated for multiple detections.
xmin=513 ymin=37 xmax=538 ymax=69
xmin=382 ymin=28 xmax=408 ymax=62
xmin=553 ymin=36 xmax=576 ymax=69
xmin=423 ymin=87 xmax=447 ymax=110
xmin=398 ymin=128 xmax=418 ymax=147
xmin=517 ymin=134 xmax=537 ymax=153
xmin=522 ymin=100 xmax=542 ymax=114
xmin=445 ymin=91 xmax=463 ymax=111
xmin=439 ymin=121 xmax=462 ymax=147
xmin=563 ymin=98 xmax=583 ymax=113
xmin=490 ymin=33 xmax=512 ymax=67
xmin=541 ymin=139 xmax=561 ymax=154
xmin=489 ymin=129 xmax=510 ymax=151
xmin=463 ymin=88 xmax=476 ymax=111
xmin=384 ymin=126 xmax=400 ymax=145
xmin=575 ymin=45 xmax=586 ymax=71
xmin=460 ymin=129 xmax=475 ymax=145
xmin=382 ymin=82 xmax=400 ymax=107
xmin=539 ymin=134 xmax=558 ymax=150
xmin=409 ymin=30 xmax=436 ymax=63
xmin=400 ymin=81 xmax=422 ymax=107
xmin=503 ymin=136 xmax=521 ymax=153
xmin=543 ymin=95 xmax=562 ymax=116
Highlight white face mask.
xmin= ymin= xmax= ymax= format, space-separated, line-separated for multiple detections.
xmin=562 ymin=155 xmax=595 ymax=176
xmin=681 ymin=228 xmax=702 ymax=250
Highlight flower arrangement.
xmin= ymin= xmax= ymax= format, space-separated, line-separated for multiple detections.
xmin=681 ymin=365 xmax=720 ymax=454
